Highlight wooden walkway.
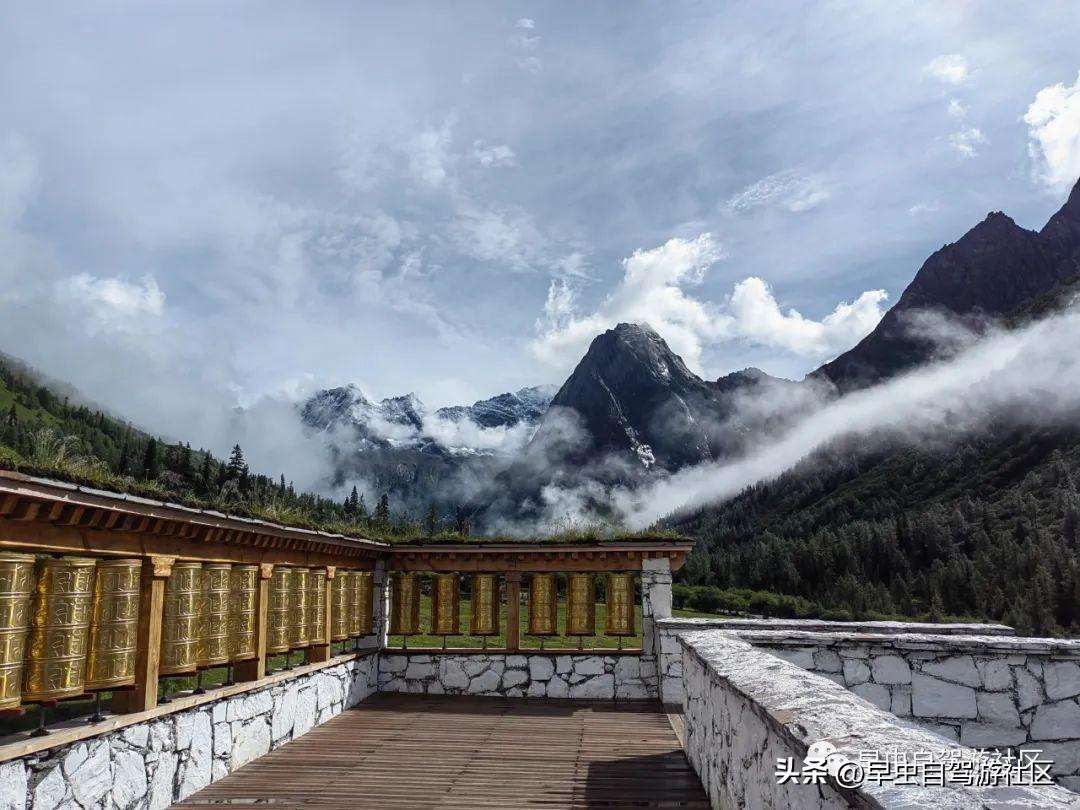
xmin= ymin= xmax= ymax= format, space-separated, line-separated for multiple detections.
xmin=175 ymin=693 xmax=709 ymax=808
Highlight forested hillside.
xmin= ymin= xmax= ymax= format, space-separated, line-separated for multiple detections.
xmin=0 ymin=351 xmax=401 ymax=537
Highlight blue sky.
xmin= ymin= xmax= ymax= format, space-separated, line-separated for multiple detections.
xmin=1 ymin=1 xmax=1079 ymax=461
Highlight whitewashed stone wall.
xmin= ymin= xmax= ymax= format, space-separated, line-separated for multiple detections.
xmin=378 ymin=652 xmax=654 ymax=699
xmin=639 ymin=557 xmax=670 ymax=706
xmin=0 ymin=655 xmax=378 ymax=810
xmin=680 ymin=630 xmax=1079 ymax=809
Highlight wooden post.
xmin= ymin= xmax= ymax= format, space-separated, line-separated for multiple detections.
xmin=505 ymin=572 xmax=521 ymax=652
xmin=235 ymin=563 xmax=272 ymax=681
xmin=113 ymin=555 xmax=172 ymax=713
xmin=307 ymin=566 xmax=333 ymax=664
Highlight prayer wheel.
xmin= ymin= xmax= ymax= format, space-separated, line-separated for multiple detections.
xmin=85 ymin=558 xmax=141 ymax=691
xmin=228 ymin=565 xmax=259 ymax=662
xmin=330 ymin=570 xmax=349 ymax=642
xmin=388 ymin=572 xmax=420 ymax=636
xmin=160 ymin=561 xmax=202 ymax=676
xmin=0 ymin=553 xmax=36 ymax=710
xmin=345 ymin=571 xmax=360 ymax=637
xmin=197 ymin=563 xmax=231 ymax=668
xmin=288 ymin=567 xmax=310 ymax=650
xmin=468 ymin=574 xmax=500 ymax=637
xmin=266 ymin=565 xmax=292 ymax=655
xmin=22 ymin=556 xmax=96 ymax=702
xmin=430 ymin=574 xmax=460 ymax=636
xmin=307 ymin=568 xmax=328 ymax=647
xmin=354 ymin=571 xmax=374 ymax=637
xmin=604 ymin=573 xmax=636 ymax=637
xmin=527 ymin=573 xmax=558 ymax=636
xmin=565 ymin=573 xmax=596 ymax=637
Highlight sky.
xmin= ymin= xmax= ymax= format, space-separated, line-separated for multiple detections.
xmin=1 ymin=1 xmax=1079 ymax=466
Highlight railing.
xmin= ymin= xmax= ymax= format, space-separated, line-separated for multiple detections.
xmin=0 ymin=552 xmax=380 ymax=735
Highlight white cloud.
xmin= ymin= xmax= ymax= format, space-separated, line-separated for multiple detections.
xmin=407 ymin=123 xmax=453 ymax=188
xmin=948 ymin=126 xmax=986 ymax=158
xmin=725 ymin=170 xmax=831 ymax=213
xmin=1024 ymin=71 xmax=1080 ymax=193
xmin=472 ymin=140 xmax=517 ymax=168
xmin=529 ymin=234 xmax=887 ymax=374
xmin=908 ymin=202 xmax=940 ymax=216
xmin=515 ymin=18 xmax=535 ymax=30
xmin=947 ymin=98 xmax=967 ymax=119
xmin=517 ymin=56 xmax=543 ymax=75
xmin=924 ymin=54 xmax=969 ymax=85
xmin=58 ymin=274 xmax=166 ymax=333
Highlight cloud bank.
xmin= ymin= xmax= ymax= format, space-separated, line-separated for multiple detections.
xmin=1025 ymin=71 xmax=1080 ymax=193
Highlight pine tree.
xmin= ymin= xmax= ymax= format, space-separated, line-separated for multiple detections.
xmin=225 ymin=444 xmax=246 ymax=480
xmin=424 ymin=503 xmax=437 ymax=535
xmin=374 ymin=494 xmax=390 ymax=528
xmin=117 ymin=442 xmax=130 ymax=476
xmin=5 ymin=403 xmax=16 ymax=428
xmin=141 ymin=438 xmax=160 ymax=481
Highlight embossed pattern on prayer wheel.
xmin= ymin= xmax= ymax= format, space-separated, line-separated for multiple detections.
xmin=355 ymin=571 xmax=374 ymax=637
xmin=160 ymin=561 xmax=202 ymax=676
xmin=604 ymin=573 xmax=636 ymax=637
xmin=430 ymin=574 xmax=460 ymax=636
xmin=469 ymin=574 xmax=500 ymax=637
xmin=266 ymin=566 xmax=291 ymax=654
xmin=0 ymin=553 xmax=36 ymax=710
xmin=228 ymin=565 xmax=258 ymax=662
xmin=22 ymin=556 xmax=96 ymax=701
xmin=330 ymin=571 xmax=349 ymax=642
xmin=565 ymin=573 xmax=596 ymax=637
xmin=344 ymin=571 xmax=360 ymax=637
xmin=388 ymin=572 xmax=421 ymax=636
xmin=307 ymin=569 xmax=328 ymax=646
xmin=85 ymin=559 xmax=141 ymax=691
xmin=197 ymin=563 xmax=231 ymax=668
xmin=527 ymin=573 xmax=558 ymax=637
xmin=289 ymin=567 xmax=309 ymax=649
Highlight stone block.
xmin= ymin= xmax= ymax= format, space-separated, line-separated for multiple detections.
xmin=121 ymin=723 xmax=150 ymax=749
xmin=812 ymin=650 xmax=842 ymax=673
xmin=147 ymin=752 xmax=178 ymax=810
xmin=527 ymin=681 xmax=547 ymax=698
xmin=176 ymin=712 xmax=213 ymax=800
xmin=574 ymin=657 xmax=605 ymax=677
xmin=528 ymin=656 xmax=554 ymax=681
xmin=293 ymin=688 xmax=317 ymax=737
xmin=271 ymin=687 xmax=298 ymax=741
xmin=441 ymin=659 xmax=469 ymax=691
xmin=921 ymin=655 xmax=980 ymax=687
xmin=850 ymin=682 xmax=891 ymax=711
xmin=842 ymin=659 xmax=870 ymax=686
xmin=405 ymin=661 xmax=433 ymax=680
xmin=546 ymin=676 xmax=569 ymax=698
xmin=470 ymin=669 xmax=501 ymax=694
xmin=502 ymin=668 xmax=528 ymax=689
xmin=959 ymin=722 xmax=1028 ymax=749
xmin=32 ymin=764 xmax=67 ymax=810
xmin=505 ymin=655 xmax=527 ymax=669
xmin=1029 ymin=700 xmax=1080 ymax=741
xmin=769 ymin=648 xmax=814 ymax=670
xmin=569 ymin=674 xmax=614 ymax=699
xmin=111 ymin=748 xmax=148 ymax=809
xmin=871 ymin=655 xmax=911 ymax=685
xmin=891 ymin=688 xmax=912 ymax=717
xmin=230 ymin=718 xmax=271 ymax=770
xmin=213 ymin=722 xmax=232 ymax=757
xmin=911 ymin=673 xmax=977 ymax=718
xmin=68 ymin=740 xmax=112 ymax=809
xmin=1016 ymin=667 xmax=1043 ymax=711
xmin=0 ymin=761 xmax=26 ymax=810
xmin=976 ymin=692 xmax=1020 ymax=727
xmin=1043 ymin=661 xmax=1080 ymax=701
xmin=976 ymin=659 xmax=1013 ymax=692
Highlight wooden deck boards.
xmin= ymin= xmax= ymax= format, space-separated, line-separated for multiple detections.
xmin=174 ymin=693 xmax=709 ymax=809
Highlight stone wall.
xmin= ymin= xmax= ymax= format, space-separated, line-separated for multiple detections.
xmin=0 ymin=654 xmax=378 ymax=810
xmin=680 ymin=630 xmax=1079 ymax=809
xmin=377 ymin=652 xmax=654 ymax=699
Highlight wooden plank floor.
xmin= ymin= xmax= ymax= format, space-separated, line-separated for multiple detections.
xmin=175 ymin=693 xmax=709 ymax=809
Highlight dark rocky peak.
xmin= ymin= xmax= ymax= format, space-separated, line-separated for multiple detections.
xmin=712 ymin=367 xmax=780 ymax=393
xmin=436 ymin=385 xmax=556 ymax=428
xmin=300 ymin=384 xmax=370 ymax=430
xmin=378 ymin=393 xmax=425 ymax=430
xmin=1039 ymin=176 xmax=1080 ymax=273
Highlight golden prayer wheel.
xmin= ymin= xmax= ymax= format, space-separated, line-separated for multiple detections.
xmin=228 ymin=565 xmax=259 ymax=662
xmin=527 ymin=573 xmax=558 ymax=636
xmin=565 ymin=573 xmax=596 ymax=637
xmin=307 ymin=568 xmax=328 ymax=647
xmin=0 ymin=553 xmax=36 ymax=710
xmin=388 ymin=572 xmax=420 ymax=636
xmin=354 ymin=571 xmax=374 ymax=637
xmin=85 ymin=559 xmax=141 ymax=691
xmin=266 ymin=565 xmax=292 ymax=655
xmin=430 ymin=574 xmax=460 ymax=636
xmin=330 ymin=570 xmax=349 ymax=642
xmin=22 ymin=556 xmax=96 ymax=702
xmin=469 ymin=574 xmax=500 ymax=637
xmin=604 ymin=573 xmax=636 ymax=637
xmin=197 ymin=563 xmax=231 ymax=668
xmin=160 ymin=561 xmax=202 ymax=676
xmin=289 ymin=567 xmax=310 ymax=649
xmin=344 ymin=571 xmax=360 ymax=637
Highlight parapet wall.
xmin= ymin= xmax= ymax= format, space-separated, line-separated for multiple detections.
xmin=680 ymin=630 xmax=1079 ymax=809
xmin=378 ymin=651 xmax=656 ymax=700
xmin=0 ymin=654 xmax=378 ymax=810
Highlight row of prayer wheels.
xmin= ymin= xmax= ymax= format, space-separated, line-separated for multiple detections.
xmin=0 ymin=553 xmax=378 ymax=711
xmin=0 ymin=554 xmax=139 ymax=711
xmin=388 ymin=572 xmax=637 ymax=637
